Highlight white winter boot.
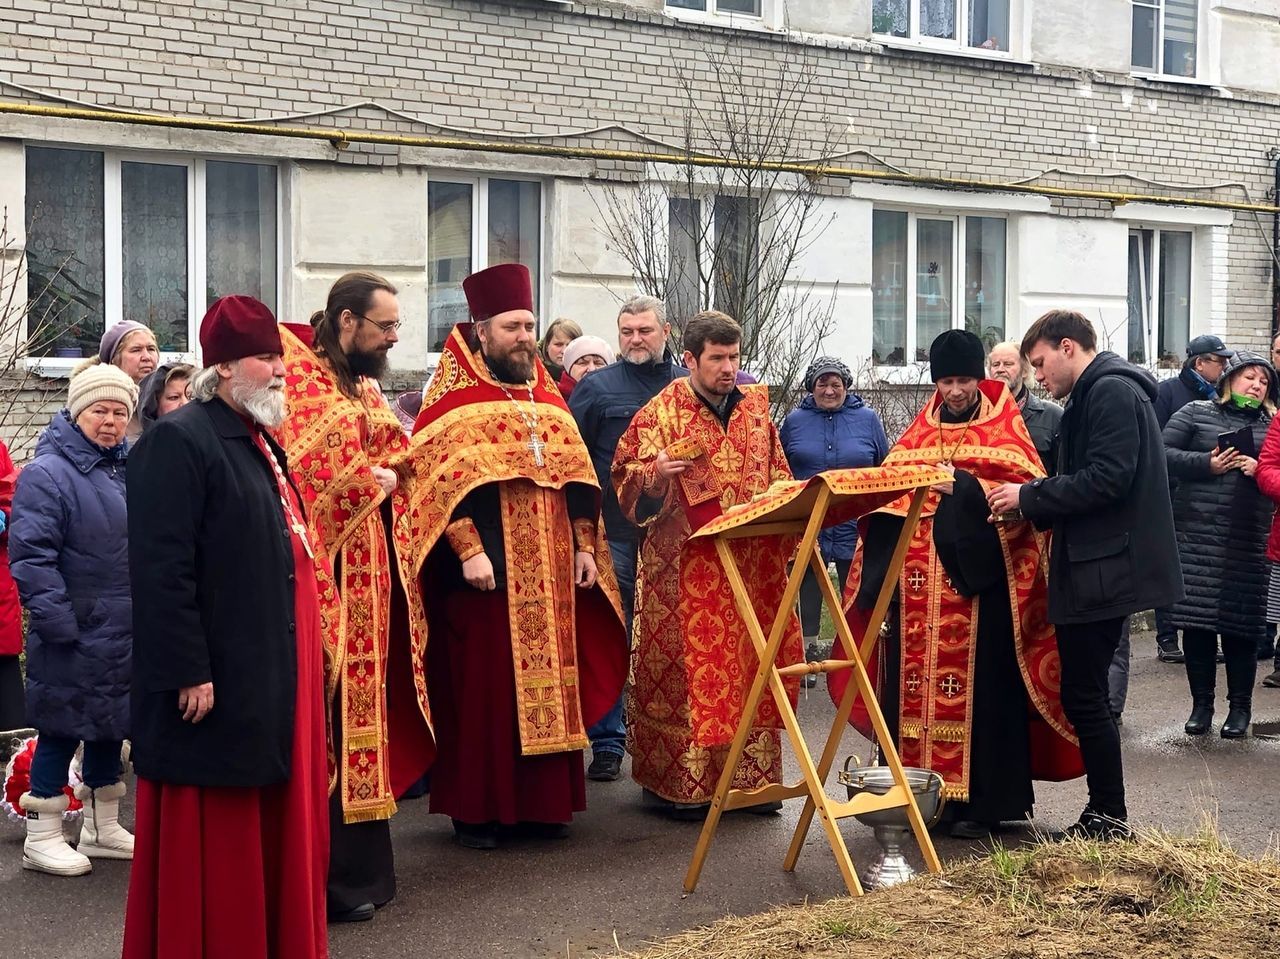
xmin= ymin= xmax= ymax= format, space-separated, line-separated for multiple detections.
xmin=21 ymin=792 xmax=92 ymax=876
xmin=74 ymin=781 xmax=133 ymax=860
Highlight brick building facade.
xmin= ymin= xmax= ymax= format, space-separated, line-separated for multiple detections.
xmin=1 ymin=0 xmax=1278 ymax=450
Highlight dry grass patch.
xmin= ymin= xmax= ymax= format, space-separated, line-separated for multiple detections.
xmin=629 ymin=820 xmax=1280 ymax=959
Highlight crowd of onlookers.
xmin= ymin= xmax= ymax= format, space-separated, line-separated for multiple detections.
xmin=1 ymin=309 xmax=1279 ymax=876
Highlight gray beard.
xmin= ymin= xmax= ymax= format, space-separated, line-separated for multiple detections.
xmin=231 ymin=373 xmax=286 ymax=429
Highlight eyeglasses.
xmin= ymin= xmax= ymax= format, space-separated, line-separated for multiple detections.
xmin=352 ymin=313 xmax=402 ymax=333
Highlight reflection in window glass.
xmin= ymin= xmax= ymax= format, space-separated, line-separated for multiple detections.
xmin=968 ymin=0 xmax=1009 ymax=51
xmin=1159 ymin=231 xmax=1192 ymax=367
xmin=122 ymin=161 xmax=188 ymax=351
xmin=872 ymin=0 xmax=909 ymax=37
xmin=717 ymin=0 xmax=761 ymax=12
xmin=713 ymin=195 xmax=758 ymax=330
xmin=920 ymin=0 xmax=956 ymax=40
xmin=964 ymin=217 xmax=1005 ymax=348
xmin=667 ymin=198 xmax=701 ymax=329
xmin=487 ymin=179 xmax=541 ymax=309
xmin=1131 ymin=1 xmax=1159 ymax=70
xmin=1127 ymin=230 xmax=1153 ymax=365
xmin=428 ymin=182 xmax=473 ymax=353
xmin=25 ymin=147 xmax=105 ymax=358
xmin=206 ymin=161 xmax=277 ymax=313
xmin=872 ymin=210 xmax=908 ymax=365
xmin=916 ymin=219 xmax=953 ymax=362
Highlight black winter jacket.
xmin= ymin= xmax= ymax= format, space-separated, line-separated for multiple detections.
xmin=1162 ymin=400 xmax=1273 ymax=641
xmin=1020 ymin=352 xmax=1183 ymax=624
xmin=569 ymin=352 xmax=688 ymax=544
xmin=1018 ymin=388 xmax=1064 ymax=473
xmin=127 ymin=398 xmax=302 ymax=787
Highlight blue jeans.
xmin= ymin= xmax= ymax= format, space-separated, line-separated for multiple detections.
xmin=29 ymin=733 xmax=122 ymax=798
xmin=588 ymin=539 xmax=636 ymax=758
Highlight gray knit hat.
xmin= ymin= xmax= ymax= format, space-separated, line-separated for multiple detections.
xmin=803 ymin=356 xmax=853 ymax=392
xmin=67 ymin=360 xmax=139 ymax=420
xmin=1216 ymin=349 xmax=1278 ymax=404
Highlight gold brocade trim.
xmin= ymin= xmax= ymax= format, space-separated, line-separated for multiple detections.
xmin=572 ymin=518 xmax=596 ymax=555
xmin=445 ymin=517 xmax=485 ymax=561
xmin=931 ymin=721 xmax=969 ymax=743
xmin=499 ymin=482 xmax=589 ymax=756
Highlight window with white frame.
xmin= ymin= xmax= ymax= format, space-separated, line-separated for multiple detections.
xmin=872 ymin=0 xmax=1011 ymax=53
xmin=1127 ymin=227 xmax=1192 ymax=367
xmin=23 ymin=145 xmax=277 ymax=361
xmin=426 ymin=176 xmax=542 ymax=354
xmin=666 ymin=194 xmax=760 ymax=330
xmin=1131 ymin=0 xmax=1199 ymax=78
xmin=666 ymin=0 xmax=762 ymax=16
xmin=871 ymin=209 xmax=1007 ymax=366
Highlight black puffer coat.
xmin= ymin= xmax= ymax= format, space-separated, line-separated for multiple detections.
xmin=1163 ymin=400 xmax=1273 ymax=641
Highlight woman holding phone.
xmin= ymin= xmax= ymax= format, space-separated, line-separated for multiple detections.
xmin=1163 ymin=350 xmax=1276 ymax=739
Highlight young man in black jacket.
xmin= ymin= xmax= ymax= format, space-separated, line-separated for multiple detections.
xmin=988 ymin=310 xmax=1183 ymax=840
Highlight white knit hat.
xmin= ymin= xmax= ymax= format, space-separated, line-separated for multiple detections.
xmin=561 ymin=335 xmax=616 ymax=373
xmin=67 ymin=361 xmax=139 ymax=421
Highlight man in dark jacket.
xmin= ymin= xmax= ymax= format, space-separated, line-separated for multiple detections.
xmin=568 ymin=295 xmax=687 ymax=782
xmin=988 ymin=341 xmax=1062 ymax=471
xmin=1150 ymin=334 xmax=1233 ymax=664
xmin=988 ymin=310 xmax=1183 ymax=841
xmin=123 ymin=297 xmax=329 ymax=957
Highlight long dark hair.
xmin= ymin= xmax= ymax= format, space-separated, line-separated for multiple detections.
xmin=310 ymin=271 xmax=398 ymax=399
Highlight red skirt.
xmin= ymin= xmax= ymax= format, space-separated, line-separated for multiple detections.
xmin=428 ymin=588 xmax=585 ymax=825
xmin=123 ymin=527 xmax=328 ymax=959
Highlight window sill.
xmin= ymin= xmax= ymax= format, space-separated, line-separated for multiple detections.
xmin=873 ymin=36 xmax=1035 ymax=69
xmin=662 ymin=7 xmax=780 ymax=35
xmin=1129 ymin=71 xmax=1227 ymax=95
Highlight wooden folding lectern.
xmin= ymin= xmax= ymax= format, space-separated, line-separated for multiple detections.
xmin=682 ymin=464 xmax=950 ymax=898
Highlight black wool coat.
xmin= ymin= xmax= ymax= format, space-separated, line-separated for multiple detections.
xmin=1163 ymin=400 xmax=1273 ymax=641
xmin=1020 ymin=352 xmax=1184 ymax=625
xmin=127 ymin=397 xmax=301 ymax=788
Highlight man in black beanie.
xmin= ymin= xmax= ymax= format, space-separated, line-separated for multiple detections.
xmin=840 ymin=329 xmax=1080 ymax=840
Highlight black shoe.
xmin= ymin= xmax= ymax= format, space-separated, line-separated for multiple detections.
xmin=452 ymin=819 xmax=499 ymax=850
xmin=1216 ymin=644 xmax=1225 ymax=664
xmin=587 ymin=752 xmax=623 ymax=782
xmin=1184 ymin=704 xmax=1214 ymax=736
xmin=1049 ymin=809 xmax=1132 ymax=842
xmin=1263 ymin=668 xmax=1280 ymax=688
xmin=1221 ymin=706 xmax=1251 ymax=738
xmin=1258 ymin=642 xmax=1277 ymax=662
xmin=1156 ymin=638 xmax=1185 ymax=664
xmin=328 ymin=902 xmax=375 ymax=923
xmin=950 ymin=819 xmax=997 ymax=840
xmin=506 ymin=821 xmax=570 ymax=840
xmin=640 ymin=788 xmax=709 ymax=821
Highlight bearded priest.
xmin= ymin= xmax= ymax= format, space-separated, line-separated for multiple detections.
xmin=124 ymin=297 xmax=328 ymax=957
xmin=276 ymin=272 xmax=435 ymax=922
xmin=406 ymin=263 xmax=627 ymax=850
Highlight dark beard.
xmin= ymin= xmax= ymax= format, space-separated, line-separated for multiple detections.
xmin=347 ymin=345 xmax=389 ymax=380
xmin=485 ymin=349 xmax=535 ymax=384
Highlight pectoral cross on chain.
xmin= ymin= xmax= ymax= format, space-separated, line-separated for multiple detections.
xmin=527 ymin=432 xmax=546 ymax=467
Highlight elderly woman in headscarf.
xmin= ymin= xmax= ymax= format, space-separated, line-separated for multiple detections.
xmin=1165 ymin=349 xmax=1277 ymax=739
xmin=97 ymin=320 xmax=159 ymax=440
xmin=136 ymin=362 xmax=196 ymax=433
xmin=780 ymin=357 xmax=890 ymax=680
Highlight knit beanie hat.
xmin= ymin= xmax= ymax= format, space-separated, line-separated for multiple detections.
xmin=67 ymin=360 xmax=139 ymax=421
xmin=98 ymin=320 xmax=151 ymax=364
xmin=804 ymin=356 xmax=853 ymax=392
xmin=561 ymin=335 xmax=616 ymax=372
xmin=928 ymin=329 xmax=986 ymax=382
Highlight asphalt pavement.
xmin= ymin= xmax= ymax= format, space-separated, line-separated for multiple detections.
xmin=2 ymin=634 xmax=1277 ymax=959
